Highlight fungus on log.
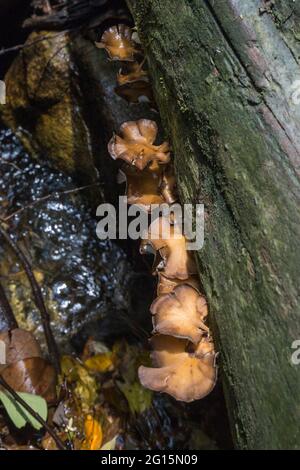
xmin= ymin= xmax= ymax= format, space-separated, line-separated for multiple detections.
xmin=119 ymin=165 xmax=165 ymax=211
xmin=151 ymin=284 xmax=208 ymax=344
xmin=95 ymin=24 xmax=139 ymax=61
xmin=141 ymin=216 xmax=197 ymax=280
xmin=157 ymin=273 xmax=200 ymax=296
xmin=126 ymin=0 xmax=300 ymax=449
xmin=108 ymin=119 xmax=170 ymax=170
xmin=117 ymin=61 xmax=148 ymax=85
xmin=139 ymin=335 xmax=216 ymax=403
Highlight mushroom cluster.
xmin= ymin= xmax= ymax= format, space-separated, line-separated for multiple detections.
xmin=96 ymin=25 xmax=153 ymax=105
xmin=100 ymin=24 xmax=217 ymax=402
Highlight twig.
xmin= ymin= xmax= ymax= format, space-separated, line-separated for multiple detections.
xmin=1 ymin=183 xmax=101 ymax=222
xmin=0 ymin=225 xmax=60 ymax=375
xmin=0 ymin=281 xmax=18 ymax=330
xmin=0 ymin=31 xmax=71 ymax=57
xmin=0 ymin=375 xmax=66 ymax=450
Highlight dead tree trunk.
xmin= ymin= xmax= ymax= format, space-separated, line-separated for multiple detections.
xmin=126 ymin=0 xmax=300 ymax=449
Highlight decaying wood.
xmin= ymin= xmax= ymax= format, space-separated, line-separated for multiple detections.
xmin=126 ymin=0 xmax=300 ymax=449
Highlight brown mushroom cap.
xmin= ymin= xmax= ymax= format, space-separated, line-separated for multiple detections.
xmin=108 ymin=120 xmax=170 ymax=170
xmin=115 ymin=81 xmax=154 ymax=105
xmin=119 ymin=166 xmax=165 ymax=211
xmin=151 ymin=284 xmax=208 ymax=343
xmin=138 ymin=335 xmax=217 ymax=402
xmin=142 ymin=217 xmax=197 ymax=279
xmin=95 ymin=25 xmax=139 ymax=61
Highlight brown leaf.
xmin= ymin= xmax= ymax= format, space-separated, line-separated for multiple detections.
xmin=1 ymin=357 xmax=57 ymax=403
xmin=0 ymin=329 xmax=42 ymax=369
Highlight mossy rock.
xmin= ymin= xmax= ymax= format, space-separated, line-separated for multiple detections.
xmin=0 ymin=30 xmax=97 ymax=179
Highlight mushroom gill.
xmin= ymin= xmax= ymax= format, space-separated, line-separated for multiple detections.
xmin=151 ymin=284 xmax=209 ymax=344
xmin=108 ymin=120 xmax=170 ymax=170
xmin=95 ymin=24 xmax=139 ymax=61
xmin=157 ymin=272 xmax=200 ymax=296
xmin=141 ymin=216 xmax=197 ymax=280
xmin=138 ymin=335 xmax=217 ymax=403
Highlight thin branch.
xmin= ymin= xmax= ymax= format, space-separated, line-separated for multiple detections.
xmin=0 ymin=375 xmax=66 ymax=450
xmin=1 ymin=182 xmax=101 ymax=222
xmin=0 ymin=31 xmax=71 ymax=57
xmin=0 ymin=225 xmax=60 ymax=375
xmin=0 ymin=281 xmax=18 ymax=330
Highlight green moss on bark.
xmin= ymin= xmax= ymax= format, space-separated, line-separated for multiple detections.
xmin=127 ymin=0 xmax=300 ymax=449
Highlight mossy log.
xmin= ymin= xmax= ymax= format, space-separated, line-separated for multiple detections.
xmin=126 ymin=0 xmax=300 ymax=449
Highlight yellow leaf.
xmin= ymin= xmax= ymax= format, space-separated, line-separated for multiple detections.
xmin=60 ymin=356 xmax=98 ymax=413
xmin=81 ymin=415 xmax=103 ymax=451
xmin=84 ymin=353 xmax=114 ymax=373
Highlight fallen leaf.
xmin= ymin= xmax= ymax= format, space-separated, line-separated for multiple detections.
xmin=100 ymin=435 xmax=118 ymax=450
xmin=0 ymin=391 xmax=47 ymax=430
xmin=81 ymin=415 xmax=103 ymax=450
xmin=0 ymin=329 xmax=42 ymax=368
xmin=117 ymin=381 xmax=152 ymax=415
xmin=84 ymin=353 xmax=114 ymax=373
xmin=1 ymin=357 xmax=57 ymax=403
xmin=61 ymin=356 xmax=98 ymax=413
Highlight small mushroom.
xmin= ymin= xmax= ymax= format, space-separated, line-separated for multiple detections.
xmin=95 ymin=25 xmax=139 ymax=61
xmin=138 ymin=335 xmax=217 ymax=402
xmin=157 ymin=272 xmax=200 ymax=295
xmin=119 ymin=166 xmax=165 ymax=211
xmin=160 ymin=165 xmax=178 ymax=204
xmin=151 ymin=284 xmax=208 ymax=343
xmin=108 ymin=120 xmax=170 ymax=170
xmin=117 ymin=61 xmax=148 ymax=85
xmin=115 ymin=81 xmax=154 ymax=105
xmin=141 ymin=217 xmax=197 ymax=279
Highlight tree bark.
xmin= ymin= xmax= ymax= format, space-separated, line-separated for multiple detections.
xmin=126 ymin=0 xmax=300 ymax=449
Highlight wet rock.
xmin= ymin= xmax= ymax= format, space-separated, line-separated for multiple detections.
xmin=0 ymin=30 xmax=98 ymax=180
xmin=0 ymin=128 xmax=152 ymax=353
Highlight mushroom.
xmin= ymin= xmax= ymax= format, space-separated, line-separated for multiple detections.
xmin=151 ymin=284 xmax=209 ymax=343
xmin=160 ymin=165 xmax=178 ymax=204
xmin=138 ymin=335 xmax=217 ymax=402
xmin=108 ymin=120 xmax=170 ymax=170
xmin=157 ymin=272 xmax=200 ymax=295
xmin=117 ymin=61 xmax=148 ymax=86
xmin=95 ymin=25 xmax=139 ymax=61
xmin=141 ymin=216 xmax=197 ymax=279
xmin=119 ymin=165 xmax=165 ymax=211
xmin=115 ymin=81 xmax=154 ymax=105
